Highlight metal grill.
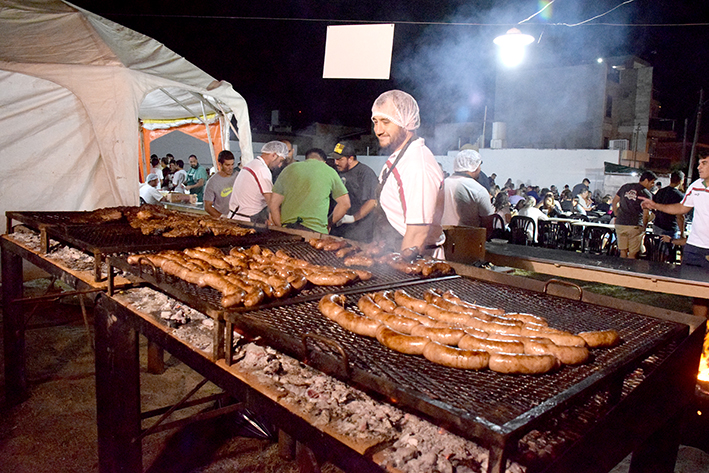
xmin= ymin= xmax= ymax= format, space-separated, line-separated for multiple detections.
xmin=227 ymin=276 xmax=686 ymax=462
xmin=109 ymin=240 xmax=443 ymax=315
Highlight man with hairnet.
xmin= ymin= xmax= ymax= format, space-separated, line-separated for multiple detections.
xmin=371 ymin=90 xmax=444 ymax=254
xmin=441 ymin=149 xmax=495 ymax=230
xmin=228 ymin=141 xmax=287 ymax=223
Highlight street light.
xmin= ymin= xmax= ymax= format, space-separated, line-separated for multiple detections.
xmin=493 ymin=28 xmax=535 ymax=67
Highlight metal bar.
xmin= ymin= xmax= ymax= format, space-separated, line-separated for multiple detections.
xmin=159 ymin=87 xmax=206 ymax=125
xmin=140 ymin=392 xmax=230 ymax=419
xmin=140 ymin=402 xmax=245 ymax=437
xmin=134 ymin=378 xmax=209 ymax=442
xmin=12 ymin=288 xmax=105 ymax=304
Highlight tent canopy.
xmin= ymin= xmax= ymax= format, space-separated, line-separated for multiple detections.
xmin=0 ymin=0 xmax=253 ymax=233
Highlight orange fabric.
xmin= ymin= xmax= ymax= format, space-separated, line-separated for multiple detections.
xmin=140 ymin=121 xmax=224 ymax=182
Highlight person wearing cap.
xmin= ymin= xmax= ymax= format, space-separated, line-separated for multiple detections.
xmin=329 ymin=141 xmax=379 ymax=242
xmin=139 ymin=173 xmax=166 ymax=205
xmin=271 ymin=139 xmax=295 ymax=183
xmin=371 ymin=90 xmax=444 ymax=254
xmin=269 ymin=148 xmax=350 ymax=234
xmin=203 ymin=150 xmax=237 ymax=218
xmin=228 ymin=141 xmax=287 ymax=223
xmin=441 ymin=149 xmax=495 ymax=231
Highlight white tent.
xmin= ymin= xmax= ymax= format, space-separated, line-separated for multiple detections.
xmin=0 ymin=0 xmax=254 ymax=233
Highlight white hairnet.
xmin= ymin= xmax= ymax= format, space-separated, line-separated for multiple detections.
xmin=371 ymin=90 xmax=420 ymax=131
xmin=453 ymin=149 xmax=482 ymax=173
xmin=261 ymin=141 xmax=289 ymax=158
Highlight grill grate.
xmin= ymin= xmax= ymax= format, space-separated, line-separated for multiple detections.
xmin=229 ymin=277 xmax=685 ymax=451
xmin=110 ymin=240 xmax=439 ymax=315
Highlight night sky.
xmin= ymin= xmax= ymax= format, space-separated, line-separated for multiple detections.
xmin=70 ymin=0 xmax=709 ymax=136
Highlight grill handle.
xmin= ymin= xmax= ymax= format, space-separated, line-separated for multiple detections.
xmin=136 ymin=256 xmax=160 ymax=281
xmin=543 ymin=278 xmax=583 ymax=301
xmin=301 ymin=333 xmax=351 ymax=378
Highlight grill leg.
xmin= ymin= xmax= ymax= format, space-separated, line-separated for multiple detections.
xmin=296 ymin=441 xmax=322 ymax=473
xmin=147 ymin=340 xmax=165 ymax=374
xmin=279 ymin=429 xmax=296 ymax=460
xmin=2 ymin=244 xmax=27 ymax=405
xmin=628 ymin=409 xmax=682 ymax=473
xmin=95 ymin=295 xmax=142 ymax=473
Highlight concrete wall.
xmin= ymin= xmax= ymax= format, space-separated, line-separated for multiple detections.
xmin=360 ymin=148 xmax=623 ymax=197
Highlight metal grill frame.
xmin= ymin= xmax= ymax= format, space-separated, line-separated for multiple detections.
xmin=221 ymin=276 xmax=688 ymax=470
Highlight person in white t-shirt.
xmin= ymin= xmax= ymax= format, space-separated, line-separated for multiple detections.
xmin=139 ymin=173 xmax=166 ymax=205
xmin=228 ymin=141 xmax=287 ymax=223
xmin=170 ymin=159 xmax=187 ymax=193
xmin=372 ymin=90 xmax=444 ymax=254
xmin=641 ymin=155 xmax=709 ymax=317
xmin=441 ymin=149 xmax=495 ymax=230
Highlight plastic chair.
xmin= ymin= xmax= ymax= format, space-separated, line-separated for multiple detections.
xmin=583 ymin=226 xmax=617 ymax=256
xmin=537 ymin=220 xmax=570 ymax=249
xmin=508 ymin=215 xmax=536 ymax=246
xmin=643 ymin=234 xmax=676 ymax=263
xmin=489 ymin=213 xmax=508 ymax=240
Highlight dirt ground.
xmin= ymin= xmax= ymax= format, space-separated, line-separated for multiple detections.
xmin=1 ymin=271 xmax=708 ymax=473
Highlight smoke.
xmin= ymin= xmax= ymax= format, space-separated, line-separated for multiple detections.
xmin=391 ymin=0 xmax=637 ymax=145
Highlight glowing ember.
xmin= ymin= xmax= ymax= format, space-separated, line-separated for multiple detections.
xmin=697 ymin=331 xmax=709 ymax=382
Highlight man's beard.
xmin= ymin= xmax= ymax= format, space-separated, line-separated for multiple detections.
xmin=191 ymin=164 xmax=198 ymax=169
xmin=381 ymin=127 xmax=409 ymax=154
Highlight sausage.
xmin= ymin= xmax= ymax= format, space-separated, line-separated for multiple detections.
xmin=524 ymin=341 xmax=590 ymax=365
xmin=221 ymin=291 xmax=246 ymax=308
xmin=375 ymin=325 xmax=430 ymax=355
xmin=372 ymin=291 xmax=398 ymax=312
xmin=410 ymin=325 xmax=466 ymax=345
xmin=440 ymin=290 xmax=505 ymax=315
xmin=318 ymin=294 xmax=381 ymax=337
xmin=488 ymin=353 xmax=559 ymax=374
xmin=393 ymin=290 xmax=429 ymax=313
xmin=501 ymin=312 xmax=549 ymax=326
xmin=306 ymin=271 xmax=357 ymax=286
xmin=420 ymin=261 xmax=455 ymax=277
xmin=422 ymin=342 xmax=489 ymax=370
xmin=323 ymin=239 xmax=348 ymax=251
xmin=577 ymin=330 xmax=621 ymax=348
xmin=352 ymin=269 xmax=373 ymax=281
xmin=184 ymin=248 xmax=231 ymax=270
xmin=520 ymin=327 xmax=587 ymax=347
xmin=423 ymin=304 xmax=474 ymax=325
xmin=392 ymin=306 xmax=440 ymax=327
xmin=458 ymin=334 xmax=525 ymax=354
xmin=336 ymin=246 xmax=358 ymax=258
xmin=344 ymin=254 xmax=375 ymax=267
xmin=423 ymin=290 xmax=492 ymax=320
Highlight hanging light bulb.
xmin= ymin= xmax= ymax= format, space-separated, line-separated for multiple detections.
xmin=493 ymin=28 xmax=535 ymax=67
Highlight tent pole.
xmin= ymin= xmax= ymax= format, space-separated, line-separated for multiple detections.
xmin=201 ymin=101 xmax=217 ymax=170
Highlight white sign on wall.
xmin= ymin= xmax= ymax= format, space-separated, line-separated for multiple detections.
xmin=323 ymin=24 xmax=395 ymax=80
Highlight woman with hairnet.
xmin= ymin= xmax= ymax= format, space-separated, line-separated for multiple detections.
xmin=441 ymin=149 xmax=495 ymax=230
xmin=372 ymin=90 xmax=444 ymax=255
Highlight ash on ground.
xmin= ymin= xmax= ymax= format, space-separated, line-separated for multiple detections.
xmin=120 ymin=287 xmax=216 ymax=353
xmin=233 ymin=343 xmax=525 ymax=473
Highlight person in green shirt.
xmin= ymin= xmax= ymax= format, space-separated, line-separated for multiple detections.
xmin=185 ymin=154 xmax=209 ymax=202
xmin=269 ymin=148 xmax=350 ymax=234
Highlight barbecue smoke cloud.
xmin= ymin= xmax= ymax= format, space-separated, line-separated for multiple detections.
xmin=392 ymin=0 xmax=636 ymax=148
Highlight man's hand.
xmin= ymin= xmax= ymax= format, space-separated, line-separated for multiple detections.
xmin=336 ymin=215 xmax=355 ymax=226
xmin=638 ymin=196 xmax=655 ymax=210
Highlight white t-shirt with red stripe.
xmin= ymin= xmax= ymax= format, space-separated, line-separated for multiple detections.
xmin=682 ymin=178 xmax=709 ymax=249
xmin=378 ymin=138 xmax=444 ymax=236
xmin=228 ymin=156 xmax=273 ymax=221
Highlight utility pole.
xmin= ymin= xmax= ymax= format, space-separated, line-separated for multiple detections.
xmin=688 ymin=88 xmax=704 ymax=184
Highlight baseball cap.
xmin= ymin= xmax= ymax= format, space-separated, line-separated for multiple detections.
xmin=331 ymin=141 xmax=356 ymax=159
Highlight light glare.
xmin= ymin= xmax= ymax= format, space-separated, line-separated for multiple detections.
xmin=494 ymin=28 xmax=535 ymax=68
